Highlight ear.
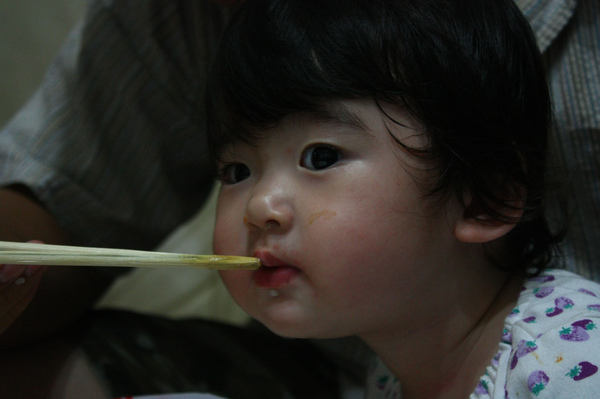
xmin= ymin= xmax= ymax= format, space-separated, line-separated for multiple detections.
xmin=453 ymin=196 xmax=525 ymax=244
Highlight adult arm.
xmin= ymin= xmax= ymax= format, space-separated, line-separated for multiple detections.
xmin=0 ymin=0 xmax=228 ymax=344
xmin=0 ymin=186 xmax=116 ymax=346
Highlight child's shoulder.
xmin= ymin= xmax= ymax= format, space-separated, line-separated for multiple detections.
xmin=500 ymin=269 xmax=600 ymax=397
xmin=507 ymin=269 xmax=600 ymax=343
xmin=515 ymin=269 xmax=600 ymax=322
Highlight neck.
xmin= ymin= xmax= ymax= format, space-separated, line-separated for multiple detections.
xmin=361 ymin=270 xmax=523 ymax=399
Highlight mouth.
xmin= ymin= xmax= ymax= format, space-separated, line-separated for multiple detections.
xmin=253 ymin=250 xmax=300 ymax=288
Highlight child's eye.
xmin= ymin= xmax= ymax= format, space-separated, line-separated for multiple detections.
xmin=219 ymin=163 xmax=251 ymax=184
xmin=300 ymin=145 xmax=341 ymax=171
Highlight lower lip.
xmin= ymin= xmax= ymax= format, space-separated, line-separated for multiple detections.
xmin=253 ymin=266 xmax=300 ymax=288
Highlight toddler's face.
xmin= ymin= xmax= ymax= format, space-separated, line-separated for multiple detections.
xmin=214 ymin=99 xmax=459 ymax=340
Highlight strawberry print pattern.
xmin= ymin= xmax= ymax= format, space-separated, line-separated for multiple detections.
xmin=566 ymin=361 xmax=598 ymax=381
xmin=544 ymin=296 xmax=574 ymax=317
xmin=527 ymin=370 xmax=549 ymax=396
xmin=365 ymin=270 xmax=600 ymax=399
xmin=559 ymin=319 xmax=596 ymax=342
xmin=510 ymin=340 xmax=538 ymax=369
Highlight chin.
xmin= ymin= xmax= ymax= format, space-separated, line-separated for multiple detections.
xmin=234 ymin=292 xmax=350 ymax=339
xmin=264 ymin=322 xmax=317 ymax=338
xmin=256 ymin=312 xmax=346 ymax=340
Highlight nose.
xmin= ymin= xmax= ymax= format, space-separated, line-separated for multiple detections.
xmin=245 ymin=180 xmax=293 ymax=232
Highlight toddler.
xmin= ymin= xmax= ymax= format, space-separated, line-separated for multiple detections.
xmin=206 ymin=0 xmax=600 ymax=398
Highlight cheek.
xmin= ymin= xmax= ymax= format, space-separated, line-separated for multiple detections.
xmin=305 ymin=193 xmax=389 ymax=245
xmin=219 ymin=270 xmax=248 ymax=290
xmin=301 ymin=207 xmax=388 ymax=280
xmin=213 ymin=196 xmax=246 ymax=256
xmin=301 ymin=191 xmax=424 ymax=279
xmin=218 ymin=270 xmax=255 ymax=310
xmin=213 ymin=217 xmax=242 ymax=255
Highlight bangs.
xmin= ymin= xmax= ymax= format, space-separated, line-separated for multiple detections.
xmin=206 ymin=0 xmax=409 ymax=157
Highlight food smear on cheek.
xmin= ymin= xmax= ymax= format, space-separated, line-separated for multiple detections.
xmin=308 ymin=210 xmax=337 ymax=225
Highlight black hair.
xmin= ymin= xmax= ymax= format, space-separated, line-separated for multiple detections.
xmin=206 ymin=0 xmax=564 ymax=274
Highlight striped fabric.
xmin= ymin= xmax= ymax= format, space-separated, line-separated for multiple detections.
xmin=0 ymin=0 xmax=599 ymax=279
xmin=516 ymin=0 xmax=600 ymax=280
xmin=0 ymin=1 xmax=227 ymax=250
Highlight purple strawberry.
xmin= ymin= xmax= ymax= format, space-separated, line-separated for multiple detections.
xmin=530 ymin=275 xmax=555 ymax=283
xmin=523 ymin=316 xmax=537 ymax=324
xmin=587 ymin=304 xmax=600 ymax=312
xmin=508 ymin=307 xmax=521 ymax=319
xmin=511 ymin=340 xmax=538 ymax=369
xmin=572 ymin=319 xmax=596 ymax=330
xmin=546 ymin=296 xmax=575 ymax=317
xmin=474 ymin=379 xmax=489 ymax=394
xmin=492 ymin=351 xmax=501 ymax=367
xmin=502 ymin=328 xmax=512 ymax=344
xmin=527 ymin=370 xmax=549 ymax=396
xmin=376 ymin=375 xmax=389 ymax=390
xmin=545 ymin=307 xmax=563 ymax=317
xmin=566 ymin=361 xmax=598 ymax=381
xmin=559 ymin=320 xmax=595 ymax=342
xmin=534 ymin=286 xmax=554 ymax=298
xmin=559 ymin=326 xmax=589 ymax=342
xmin=579 ymin=288 xmax=598 ymax=297
xmin=555 ymin=296 xmax=575 ymax=310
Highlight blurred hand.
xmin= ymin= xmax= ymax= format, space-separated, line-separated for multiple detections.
xmin=0 ymin=263 xmax=47 ymax=335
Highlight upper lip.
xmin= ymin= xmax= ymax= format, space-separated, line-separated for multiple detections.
xmin=253 ymin=250 xmax=289 ymax=268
